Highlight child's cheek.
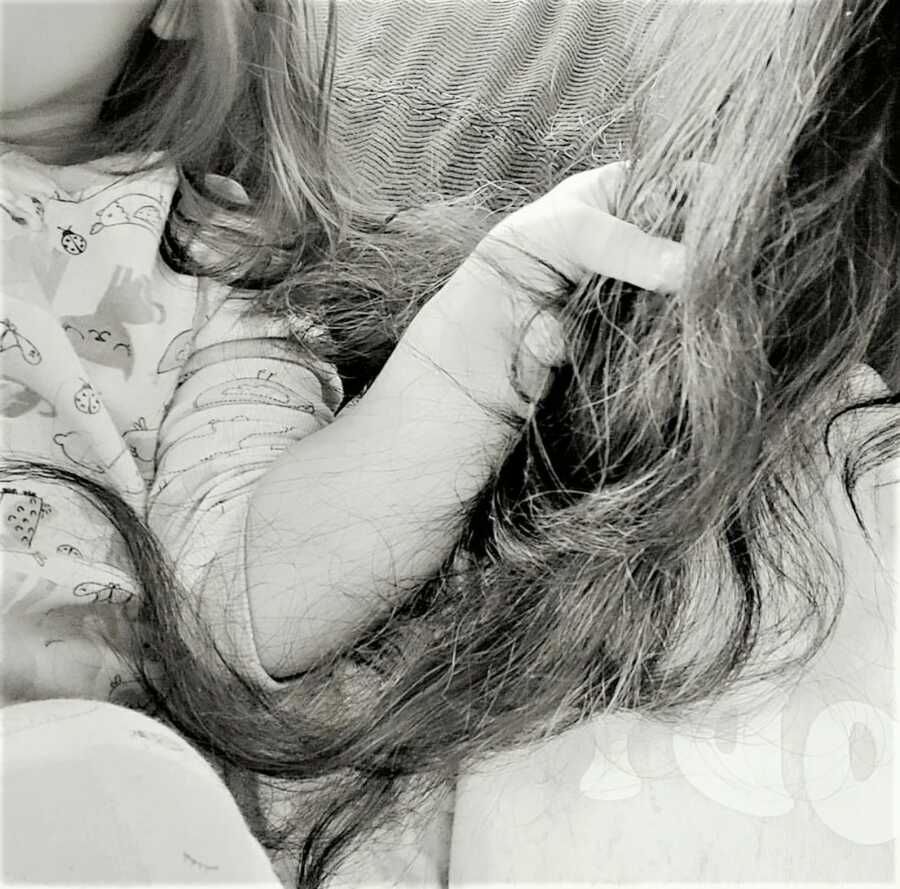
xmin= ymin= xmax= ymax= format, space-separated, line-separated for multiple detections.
xmin=0 ymin=0 xmax=154 ymax=114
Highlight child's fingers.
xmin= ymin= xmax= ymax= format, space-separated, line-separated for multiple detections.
xmin=557 ymin=159 xmax=717 ymax=213
xmin=493 ymin=200 xmax=685 ymax=294
xmin=547 ymin=162 xmax=630 ymax=214
xmin=560 ymin=202 xmax=686 ymax=293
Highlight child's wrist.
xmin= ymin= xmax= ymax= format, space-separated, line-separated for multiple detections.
xmin=400 ymin=272 xmax=563 ymax=419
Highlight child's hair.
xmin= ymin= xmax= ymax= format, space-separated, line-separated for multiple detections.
xmin=5 ymin=0 xmax=898 ymax=886
xmin=67 ymin=0 xmax=489 ymax=396
xmin=77 ymin=0 xmax=342 ymax=245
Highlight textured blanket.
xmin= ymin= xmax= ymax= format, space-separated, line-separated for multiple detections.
xmin=319 ymin=0 xmax=651 ymax=205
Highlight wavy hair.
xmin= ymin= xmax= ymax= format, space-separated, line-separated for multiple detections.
xmin=4 ymin=0 xmax=897 ymax=886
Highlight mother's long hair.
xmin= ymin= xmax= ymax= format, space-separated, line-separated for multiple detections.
xmin=10 ymin=1 xmax=896 ymax=886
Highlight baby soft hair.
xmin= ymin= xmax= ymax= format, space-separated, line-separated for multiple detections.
xmin=5 ymin=0 xmax=897 ymax=886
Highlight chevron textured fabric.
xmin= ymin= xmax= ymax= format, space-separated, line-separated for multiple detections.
xmin=318 ymin=0 xmax=653 ymax=204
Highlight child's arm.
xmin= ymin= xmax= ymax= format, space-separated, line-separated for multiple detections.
xmin=242 ymin=165 xmax=686 ymax=677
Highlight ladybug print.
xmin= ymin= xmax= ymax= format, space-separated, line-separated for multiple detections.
xmin=58 ymin=226 xmax=87 ymax=255
xmin=73 ymin=382 xmax=101 ymax=414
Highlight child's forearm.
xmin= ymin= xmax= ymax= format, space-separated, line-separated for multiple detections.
xmin=242 ymin=162 xmax=684 ymax=679
xmin=244 ymin=279 xmax=528 ymax=678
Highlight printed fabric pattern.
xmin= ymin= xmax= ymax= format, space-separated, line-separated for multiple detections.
xmin=0 ymin=149 xmax=342 ymax=707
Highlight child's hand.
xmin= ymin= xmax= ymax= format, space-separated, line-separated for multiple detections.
xmin=401 ymin=162 xmax=687 ymax=417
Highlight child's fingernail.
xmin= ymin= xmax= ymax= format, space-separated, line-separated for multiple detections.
xmin=524 ymin=311 xmax=566 ymax=366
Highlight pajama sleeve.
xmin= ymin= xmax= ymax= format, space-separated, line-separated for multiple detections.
xmin=146 ymin=279 xmax=343 ymax=687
